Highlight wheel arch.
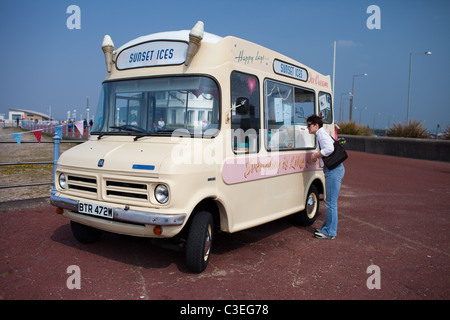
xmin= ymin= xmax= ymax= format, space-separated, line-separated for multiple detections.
xmin=311 ymin=178 xmax=325 ymax=198
xmin=180 ymin=197 xmax=229 ymax=237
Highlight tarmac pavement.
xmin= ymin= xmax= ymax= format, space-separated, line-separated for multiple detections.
xmin=0 ymin=151 xmax=449 ymax=301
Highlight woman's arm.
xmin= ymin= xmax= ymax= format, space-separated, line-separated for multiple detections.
xmin=311 ymin=128 xmax=334 ymax=162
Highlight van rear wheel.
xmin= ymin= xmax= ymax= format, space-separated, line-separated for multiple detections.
xmin=294 ymin=185 xmax=319 ymax=226
xmin=186 ymin=211 xmax=214 ymax=273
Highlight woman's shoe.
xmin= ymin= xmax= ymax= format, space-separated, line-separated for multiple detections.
xmin=314 ymin=231 xmax=335 ymax=240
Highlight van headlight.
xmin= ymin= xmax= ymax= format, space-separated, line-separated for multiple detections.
xmin=155 ymin=184 xmax=169 ymax=204
xmin=58 ymin=173 xmax=67 ymax=189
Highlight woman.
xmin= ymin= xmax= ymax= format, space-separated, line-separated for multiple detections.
xmin=307 ymin=115 xmax=345 ymax=240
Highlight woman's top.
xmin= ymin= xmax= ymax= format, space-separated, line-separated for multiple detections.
xmin=316 ymin=127 xmax=334 ymax=167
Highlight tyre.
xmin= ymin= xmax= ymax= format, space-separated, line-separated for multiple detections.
xmin=294 ymin=185 xmax=319 ymax=226
xmin=70 ymin=221 xmax=102 ymax=244
xmin=186 ymin=211 xmax=214 ymax=273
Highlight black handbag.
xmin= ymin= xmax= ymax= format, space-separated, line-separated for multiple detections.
xmin=322 ymin=137 xmax=348 ymax=170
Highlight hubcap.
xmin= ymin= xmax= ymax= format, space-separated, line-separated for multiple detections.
xmin=306 ymin=193 xmax=317 ymax=219
xmin=203 ymin=225 xmax=212 ymax=261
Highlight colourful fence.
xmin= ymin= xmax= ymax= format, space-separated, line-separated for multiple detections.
xmin=20 ymin=120 xmax=90 ymax=140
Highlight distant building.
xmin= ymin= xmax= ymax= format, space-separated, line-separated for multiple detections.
xmin=8 ymin=108 xmax=51 ymax=122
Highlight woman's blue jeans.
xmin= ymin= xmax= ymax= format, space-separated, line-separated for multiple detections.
xmin=321 ymin=163 xmax=345 ymax=237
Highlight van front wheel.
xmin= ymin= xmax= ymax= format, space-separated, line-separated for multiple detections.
xmin=294 ymin=185 xmax=319 ymax=226
xmin=186 ymin=211 xmax=214 ymax=273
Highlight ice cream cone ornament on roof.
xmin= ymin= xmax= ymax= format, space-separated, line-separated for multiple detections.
xmin=185 ymin=21 xmax=204 ymax=66
xmin=102 ymin=35 xmax=115 ymax=73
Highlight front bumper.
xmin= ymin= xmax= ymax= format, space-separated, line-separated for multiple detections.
xmin=50 ymin=195 xmax=186 ymax=226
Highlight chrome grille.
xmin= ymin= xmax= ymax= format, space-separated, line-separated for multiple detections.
xmin=105 ymin=179 xmax=149 ymax=201
xmin=67 ymin=174 xmax=97 ymax=194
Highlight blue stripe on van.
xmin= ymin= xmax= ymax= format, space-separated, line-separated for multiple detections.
xmin=132 ymin=164 xmax=155 ymax=170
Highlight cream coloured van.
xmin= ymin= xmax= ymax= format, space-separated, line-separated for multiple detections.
xmin=51 ymin=22 xmax=335 ymax=273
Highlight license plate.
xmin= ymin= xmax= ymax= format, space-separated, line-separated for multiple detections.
xmin=78 ymin=202 xmax=113 ymax=219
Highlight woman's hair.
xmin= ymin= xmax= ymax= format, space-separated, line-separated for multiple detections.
xmin=306 ymin=115 xmax=323 ymax=128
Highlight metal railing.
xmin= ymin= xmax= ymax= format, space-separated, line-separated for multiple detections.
xmin=0 ymin=136 xmax=84 ymax=193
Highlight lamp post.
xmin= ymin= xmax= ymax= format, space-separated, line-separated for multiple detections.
xmin=359 ymin=106 xmax=367 ymax=124
xmin=339 ymin=92 xmax=351 ymax=123
xmin=349 ymin=73 xmax=367 ymax=121
xmin=373 ymin=112 xmax=381 ymax=131
xmin=406 ymin=51 xmax=432 ymax=123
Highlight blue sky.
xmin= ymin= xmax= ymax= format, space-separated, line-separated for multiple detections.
xmin=0 ymin=0 xmax=449 ymax=131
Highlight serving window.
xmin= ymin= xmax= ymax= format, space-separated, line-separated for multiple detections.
xmin=319 ymin=92 xmax=333 ymax=124
xmin=264 ymin=79 xmax=315 ymax=151
xmin=230 ymin=71 xmax=260 ymax=154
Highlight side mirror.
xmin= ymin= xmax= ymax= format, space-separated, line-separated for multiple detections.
xmin=225 ymin=97 xmax=249 ymax=124
xmin=235 ymin=97 xmax=249 ymax=115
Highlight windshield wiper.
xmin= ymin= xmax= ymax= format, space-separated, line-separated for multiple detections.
xmin=94 ymin=126 xmax=149 ymax=140
xmin=133 ymin=134 xmax=152 ymax=141
xmin=109 ymin=125 xmax=147 ymax=133
xmin=154 ymin=129 xmax=174 ymax=133
xmin=133 ymin=130 xmax=174 ymax=141
xmin=97 ymin=126 xmax=174 ymax=141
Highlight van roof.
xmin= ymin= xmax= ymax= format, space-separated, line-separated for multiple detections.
xmin=115 ymin=30 xmax=223 ymax=54
xmin=111 ymin=29 xmax=331 ymax=92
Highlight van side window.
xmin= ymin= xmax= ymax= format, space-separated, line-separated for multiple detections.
xmin=319 ymin=92 xmax=332 ymax=124
xmin=230 ymin=71 xmax=260 ymax=153
xmin=265 ymin=79 xmax=315 ymax=151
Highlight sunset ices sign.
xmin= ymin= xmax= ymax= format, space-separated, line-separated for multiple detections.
xmin=116 ymin=41 xmax=189 ymax=70
xmin=273 ymin=59 xmax=308 ymax=82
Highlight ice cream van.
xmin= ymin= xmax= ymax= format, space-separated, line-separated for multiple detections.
xmin=51 ymin=21 xmax=335 ymax=273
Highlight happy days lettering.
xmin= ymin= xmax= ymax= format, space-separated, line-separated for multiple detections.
xmin=235 ymin=50 xmax=267 ymax=65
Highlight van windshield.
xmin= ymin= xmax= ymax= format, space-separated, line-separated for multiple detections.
xmin=92 ymin=76 xmax=220 ymax=137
